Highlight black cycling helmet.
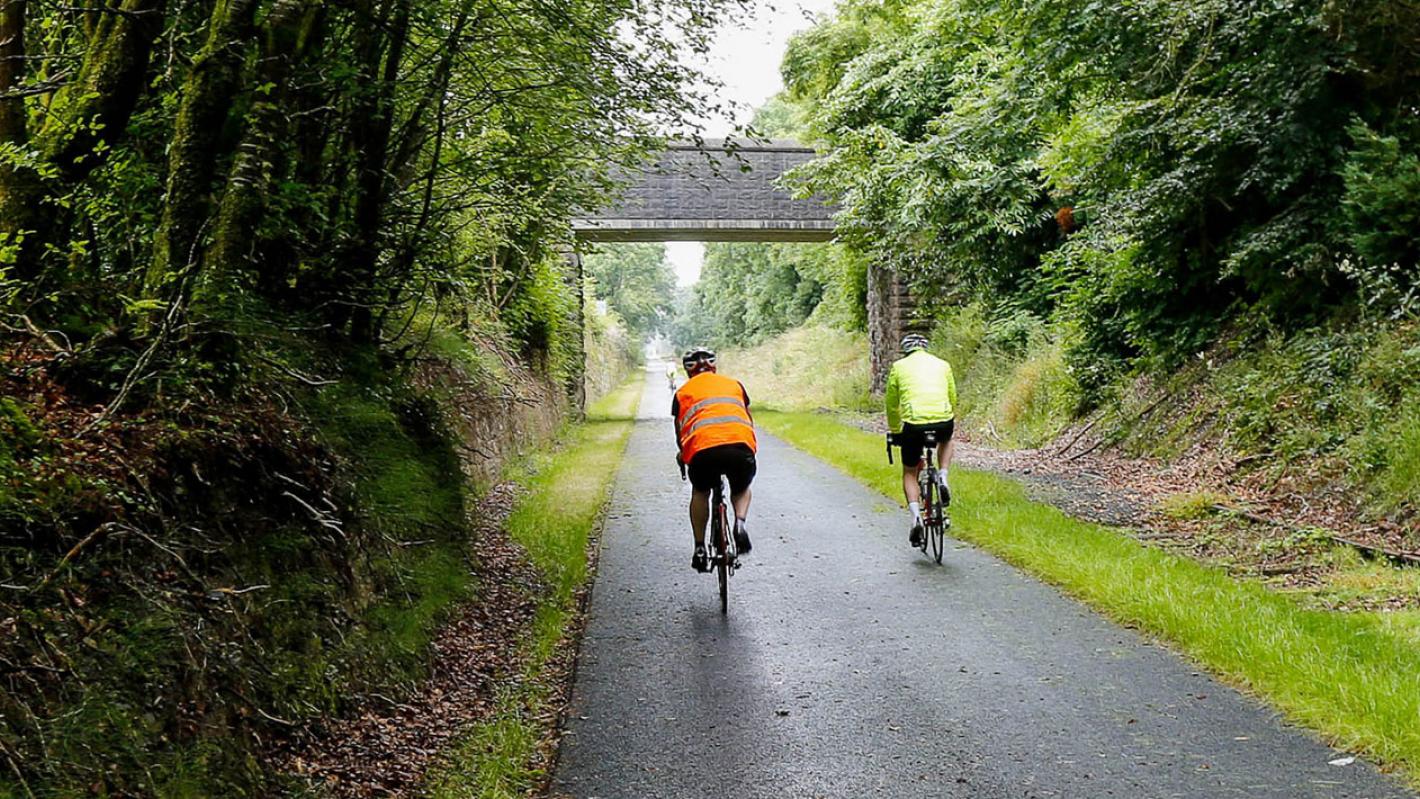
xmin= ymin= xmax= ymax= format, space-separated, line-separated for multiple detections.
xmin=682 ymin=347 xmax=716 ymax=376
xmin=900 ymin=333 xmax=929 ymax=354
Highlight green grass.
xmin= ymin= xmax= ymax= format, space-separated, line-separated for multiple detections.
xmin=717 ymin=325 xmax=874 ymax=412
xmin=424 ymin=379 xmax=641 ymax=798
xmin=757 ymin=409 xmax=1420 ymax=784
xmin=1157 ymin=490 xmax=1231 ymax=520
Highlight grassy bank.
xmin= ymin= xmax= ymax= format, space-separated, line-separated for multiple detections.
xmin=425 ymin=379 xmax=642 ymax=797
xmin=716 ymin=325 xmax=873 ymax=411
xmin=757 ymin=409 xmax=1420 ymax=783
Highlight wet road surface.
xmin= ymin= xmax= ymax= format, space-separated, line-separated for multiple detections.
xmin=551 ymin=367 xmax=1411 ymax=799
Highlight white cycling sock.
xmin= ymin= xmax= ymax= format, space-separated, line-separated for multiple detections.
xmin=908 ymin=502 xmax=921 ymax=523
xmin=734 ymin=516 xmax=747 ymax=532
xmin=938 ymin=472 xmax=949 ymax=489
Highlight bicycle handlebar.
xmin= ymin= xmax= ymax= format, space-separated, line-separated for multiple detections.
xmin=885 ymin=433 xmax=894 ymax=465
xmin=678 ymin=458 xmax=687 ymax=481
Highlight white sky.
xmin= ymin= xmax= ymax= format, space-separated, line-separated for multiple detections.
xmin=666 ymin=0 xmax=838 ymax=287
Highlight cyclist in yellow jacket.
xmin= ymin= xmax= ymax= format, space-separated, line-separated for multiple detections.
xmin=885 ymin=333 xmax=957 ymax=547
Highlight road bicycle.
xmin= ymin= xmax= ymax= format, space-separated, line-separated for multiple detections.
xmin=679 ymin=464 xmax=738 ymax=613
xmin=887 ymin=430 xmax=950 ymax=563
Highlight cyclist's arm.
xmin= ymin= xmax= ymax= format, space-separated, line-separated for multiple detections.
xmin=671 ymin=395 xmax=682 ymax=459
xmin=884 ymin=365 xmax=902 ymax=433
xmin=947 ymin=363 xmax=958 ymax=420
xmin=739 ymin=381 xmax=753 ymax=422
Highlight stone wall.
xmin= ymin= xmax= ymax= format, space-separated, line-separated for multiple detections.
xmin=414 ymin=356 xmax=567 ymax=492
xmin=867 ymin=265 xmax=929 ymax=394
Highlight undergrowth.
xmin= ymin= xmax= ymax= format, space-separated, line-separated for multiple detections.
xmin=0 ymin=316 xmax=563 ymax=797
xmin=1106 ymin=319 xmax=1420 ymax=524
xmin=929 ymin=304 xmax=1078 ymax=448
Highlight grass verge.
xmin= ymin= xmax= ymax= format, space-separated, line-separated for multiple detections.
xmin=423 ymin=379 xmax=642 ymax=798
xmin=757 ymin=409 xmax=1420 ymax=784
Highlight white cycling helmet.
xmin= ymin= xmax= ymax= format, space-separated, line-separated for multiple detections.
xmin=681 ymin=347 xmax=716 ymax=376
xmin=900 ymin=333 xmax=929 ymax=353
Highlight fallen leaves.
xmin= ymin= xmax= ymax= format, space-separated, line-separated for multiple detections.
xmin=272 ymin=482 xmax=547 ymax=798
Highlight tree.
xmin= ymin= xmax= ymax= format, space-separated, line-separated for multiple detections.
xmin=783 ymin=0 xmax=1420 ymax=392
xmin=583 ymin=244 xmax=677 ymax=337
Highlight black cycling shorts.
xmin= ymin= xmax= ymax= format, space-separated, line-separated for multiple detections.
xmin=687 ymin=443 xmax=757 ymax=493
xmin=897 ymin=420 xmax=954 ymax=465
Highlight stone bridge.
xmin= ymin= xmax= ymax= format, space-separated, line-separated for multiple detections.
xmin=572 ymin=139 xmax=918 ymax=393
xmin=572 ymin=139 xmax=835 ymax=242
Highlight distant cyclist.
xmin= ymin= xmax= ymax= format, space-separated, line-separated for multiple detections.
xmin=672 ymin=347 xmax=756 ymax=572
xmin=665 ymin=361 xmax=678 ymax=390
xmin=885 ymin=333 xmax=957 ymax=547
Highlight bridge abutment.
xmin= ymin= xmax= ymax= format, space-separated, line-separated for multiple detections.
xmin=867 ymin=265 xmax=928 ymax=395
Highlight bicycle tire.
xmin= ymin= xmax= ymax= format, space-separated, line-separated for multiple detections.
xmin=917 ymin=470 xmax=932 ymax=553
xmin=929 ymin=512 xmax=945 ymax=563
xmin=924 ymin=469 xmax=944 ymax=563
xmin=713 ymin=485 xmax=730 ymax=613
xmin=717 ymin=514 xmax=729 ymax=614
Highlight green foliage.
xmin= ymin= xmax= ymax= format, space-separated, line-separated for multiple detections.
xmin=716 ymin=325 xmax=874 ymax=412
xmin=1340 ymin=123 xmax=1420 ymax=319
xmin=748 ymin=93 xmax=805 ymax=139
xmin=671 ymin=242 xmax=864 ymax=348
xmin=783 ymin=0 xmax=1420 ymax=388
xmin=583 ymin=244 xmax=677 ymax=337
xmin=583 ymin=285 xmax=642 ymax=403
xmin=501 ymin=255 xmax=579 ymax=380
xmin=1104 ymin=319 xmax=1420 ymax=520
xmin=930 ymin=304 xmax=1079 ymax=447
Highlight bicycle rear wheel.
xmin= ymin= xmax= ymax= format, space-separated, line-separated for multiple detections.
xmin=917 ymin=471 xmax=932 ymax=554
xmin=925 ymin=472 xmax=944 ymax=563
xmin=713 ymin=490 xmax=730 ymax=613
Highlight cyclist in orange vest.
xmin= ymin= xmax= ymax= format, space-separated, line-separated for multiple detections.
xmin=672 ymin=347 xmax=757 ymax=572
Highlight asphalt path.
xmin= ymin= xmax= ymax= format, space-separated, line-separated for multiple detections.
xmin=551 ymin=366 xmax=1411 ymax=799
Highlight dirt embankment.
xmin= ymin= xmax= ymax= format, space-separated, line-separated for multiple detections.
xmin=0 ymin=337 xmax=576 ymax=796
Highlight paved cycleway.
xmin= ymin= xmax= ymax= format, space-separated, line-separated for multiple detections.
xmin=551 ymin=366 xmax=1411 ymax=799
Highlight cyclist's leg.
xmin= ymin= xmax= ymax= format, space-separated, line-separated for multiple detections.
xmin=899 ymin=426 xmax=927 ymax=545
xmin=730 ymin=485 xmax=751 ymax=521
xmin=902 ymin=461 xmax=922 ymax=503
xmin=686 ymin=453 xmax=720 ymax=570
xmin=689 ymin=487 xmax=711 ymax=546
xmin=723 ymin=446 xmax=756 ymax=553
xmin=935 ymin=420 xmax=956 ymax=502
xmin=899 ymin=425 xmax=926 ymax=505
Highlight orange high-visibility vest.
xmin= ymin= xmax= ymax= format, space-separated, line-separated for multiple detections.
xmin=673 ymin=372 xmax=756 ymax=463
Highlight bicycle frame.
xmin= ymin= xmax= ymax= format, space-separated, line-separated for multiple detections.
xmin=887 ymin=430 xmax=948 ymax=563
xmin=681 ymin=460 xmax=736 ymax=612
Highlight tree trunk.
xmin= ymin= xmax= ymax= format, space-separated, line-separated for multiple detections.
xmin=148 ymin=0 xmax=259 ymax=292
xmin=0 ymin=0 xmax=31 ymax=247
xmin=209 ymin=0 xmax=322 ymax=288
xmin=36 ymin=0 xmax=165 ymax=177
xmin=5 ymin=0 xmax=163 ymax=279
xmin=345 ymin=0 xmax=409 ymax=343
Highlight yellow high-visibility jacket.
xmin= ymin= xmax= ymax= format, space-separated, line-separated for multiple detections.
xmin=884 ymin=350 xmax=957 ymax=433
